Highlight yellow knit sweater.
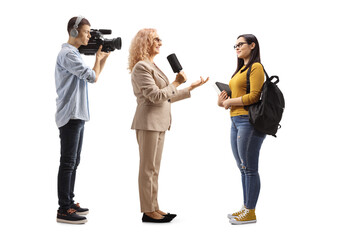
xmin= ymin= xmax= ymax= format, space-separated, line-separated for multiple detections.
xmin=229 ymin=62 xmax=264 ymax=117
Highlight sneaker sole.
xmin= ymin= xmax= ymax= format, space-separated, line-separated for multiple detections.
xmin=56 ymin=218 xmax=88 ymax=224
xmin=230 ymin=219 xmax=257 ymax=225
xmin=76 ymin=211 xmax=89 ymax=215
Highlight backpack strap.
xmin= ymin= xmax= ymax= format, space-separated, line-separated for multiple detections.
xmin=246 ymin=63 xmax=269 ymax=94
xmin=244 ymin=65 xmax=253 ymax=111
xmin=246 ymin=65 xmax=252 ymax=94
xmin=245 ymin=63 xmax=268 ymax=111
xmin=269 ymin=75 xmax=279 ymax=84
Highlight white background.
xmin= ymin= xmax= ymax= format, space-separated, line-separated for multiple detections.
xmin=1 ymin=0 xmax=359 ymax=239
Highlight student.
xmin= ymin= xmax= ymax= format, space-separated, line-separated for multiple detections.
xmin=128 ymin=28 xmax=208 ymax=223
xmin=55 ymin=16 xmax=110 ymax=224
xmin=218 ymin=34 xmax=265 ymax=225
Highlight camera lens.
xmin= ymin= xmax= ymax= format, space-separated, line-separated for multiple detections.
xmin=113 ymin=37 xmax=122 ymax=50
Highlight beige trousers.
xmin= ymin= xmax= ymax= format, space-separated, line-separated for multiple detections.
xmin=136 ymin=130 xmax=166 ymax=213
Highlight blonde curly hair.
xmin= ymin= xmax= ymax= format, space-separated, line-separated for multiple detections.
xmin=128 ymin=28 xmax=157 ymax=72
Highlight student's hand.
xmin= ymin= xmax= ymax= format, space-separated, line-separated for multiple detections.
xmin=189 ymin=76 xmax=209 ymax=91
xmin=223 ymin=97 xmax=231 ymax=109
xmin=218 ymin=90 xmax=228 ymax=107
xmin=96 ymin=45 xmax=110 ymax=61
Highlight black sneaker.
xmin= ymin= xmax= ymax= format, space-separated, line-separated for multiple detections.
xmin=70 ymin=203 xmax=89 ymax=215
xmin=57 ymin=208 xmax=87 ymax=224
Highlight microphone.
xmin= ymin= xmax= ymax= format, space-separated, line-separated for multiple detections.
xmin=167 ymin=53 xmax=183 ymax=73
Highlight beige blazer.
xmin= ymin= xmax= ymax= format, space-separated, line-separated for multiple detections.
xmin=131 ymin=60 xmax=191 ymax=131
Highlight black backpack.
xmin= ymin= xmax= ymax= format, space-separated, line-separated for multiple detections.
xmin=246 ymin=64 xmax=285 ymax=137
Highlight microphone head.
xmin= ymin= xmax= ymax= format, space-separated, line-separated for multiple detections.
xmin=167 ymin=53 xmax=183 ymax=73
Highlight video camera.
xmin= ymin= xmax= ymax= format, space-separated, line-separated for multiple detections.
xmin=78 ymin=29 xmax=121 ymax=55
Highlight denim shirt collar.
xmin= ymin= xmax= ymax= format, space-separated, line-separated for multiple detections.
xmin=62 ymin=43 xmax=79 ymax=53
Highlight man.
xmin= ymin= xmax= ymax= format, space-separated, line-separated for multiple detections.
xmin=55 ymin=16 xmax=110 ymax=224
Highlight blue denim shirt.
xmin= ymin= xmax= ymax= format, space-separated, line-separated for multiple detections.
xmin=55 ymin=43 xmax=96 ymax=128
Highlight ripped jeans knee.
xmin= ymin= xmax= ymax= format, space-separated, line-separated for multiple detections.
xmin=239 ymin=157 xmax=246 ymax=170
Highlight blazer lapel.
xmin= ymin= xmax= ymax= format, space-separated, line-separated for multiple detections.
xmin=145 ymin=59 xmax=169 ymax=84
xmin=154 ymin=65 xmax=169 ymax=84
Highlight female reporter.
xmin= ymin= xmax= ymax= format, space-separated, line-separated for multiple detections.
xmin=217 ymin=34 xmax=266 ymax=225
xmin=128 ymin=28 xmax=208 ymax=223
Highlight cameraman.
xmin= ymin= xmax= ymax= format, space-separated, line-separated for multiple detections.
xmin=55 ymin=16 xmax=110 ymax=224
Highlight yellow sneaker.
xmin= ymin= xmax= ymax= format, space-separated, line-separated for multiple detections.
xmin=229 ymin=208 xmax=256 ymax=224
xmin=227 ymin=205 xmax=246 ymax=219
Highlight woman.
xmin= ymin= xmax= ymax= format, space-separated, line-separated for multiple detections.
xmin=218 ymin=34 xmax=266 ymax=224
xmin=128 ymin=28 xmax=208 ymax=223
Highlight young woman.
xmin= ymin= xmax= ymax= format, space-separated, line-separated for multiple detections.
xmin=218 ymin=34 xmax=266 ymax=224
xmin=128 ymin=28 xmax=208 ymax=223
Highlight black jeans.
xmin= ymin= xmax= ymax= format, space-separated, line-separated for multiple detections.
xmin=57 ymin=119 xmax=85 ymax=210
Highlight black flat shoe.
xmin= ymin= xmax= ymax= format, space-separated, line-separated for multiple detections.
xmin=142 ymin=213 xmax=173 ymax=223
xmin=163 ymin=213 xmax=177 ymax=219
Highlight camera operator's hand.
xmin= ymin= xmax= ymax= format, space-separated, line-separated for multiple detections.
xmin=96 ymin=45 xmax=110 ymax=61
xmin=172 ymin=71 xmax=187 ymax=87
xmin=93 ymin=45 xmax=110 ymax=83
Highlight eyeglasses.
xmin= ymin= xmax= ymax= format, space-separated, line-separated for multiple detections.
xmin=233 ymin=42 xmax=247 ymax=49
xmin=154 ymin=37 xmax=162 ymax=43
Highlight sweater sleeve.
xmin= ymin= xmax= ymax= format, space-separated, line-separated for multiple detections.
xmin=241 ymin=63 xmax=264 ymax=106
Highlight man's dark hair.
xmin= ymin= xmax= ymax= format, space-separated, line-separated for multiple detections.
xmin=67 ymin=17 xmax=91 ymax=35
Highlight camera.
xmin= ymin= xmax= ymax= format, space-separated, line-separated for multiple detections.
xmin=78 ymin=29 xmax=121 ymax=55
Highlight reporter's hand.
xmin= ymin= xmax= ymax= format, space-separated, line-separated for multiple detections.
xmin=174 ymin=71 xmax=187 ymax=85
xmin=96 ymin=45 xmax=110 ymax=61
xmin=218 ymin=90 xmax=228 ymax=107
xmin=189 ymin=76 xmax=209 ymax=91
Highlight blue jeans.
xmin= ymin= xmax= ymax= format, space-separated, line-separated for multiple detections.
xmin=230 ymin=115 xmax=265 ymax=209
xmin=57 ymin=119 xmax=85 ymax=210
